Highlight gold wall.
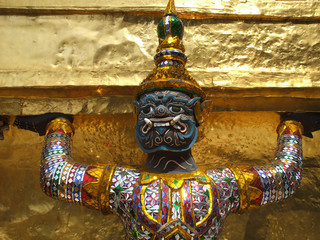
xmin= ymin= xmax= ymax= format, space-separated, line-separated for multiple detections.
xmin=0 ymin=1 xmax=320 ymax=239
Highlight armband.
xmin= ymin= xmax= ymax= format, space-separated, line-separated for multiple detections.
xmin=46 ymin=118 xmax=75 ymax=137
xmin=277 ymin=120 xmax=303 ymax=137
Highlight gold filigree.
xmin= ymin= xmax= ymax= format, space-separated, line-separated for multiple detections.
xmin=140 ymin=168 xmax=210 ymax=188
xmin=82 ymin=164 xmax=106 ymax=210
xmin=157 ymin=36 xmax=185 ymax=53
xmin=139 ymin=66 xmax=205 ymax=99
xmin=229 ymin=165 xmax=263 ymax=214
xmin=100 ymin=164 xmax=116 ymax=214
xmin=277 ymin=120 xmax=304 ymax=136
xmin=46 ymin=118 xmax=74 ymax=137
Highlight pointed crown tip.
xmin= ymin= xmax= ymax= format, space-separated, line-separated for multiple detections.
xmin=165 ymin=0 xmax=177 ymax=15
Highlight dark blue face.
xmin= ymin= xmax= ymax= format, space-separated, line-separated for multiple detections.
xmin=134 ymin=90 xmax=200 ymax=153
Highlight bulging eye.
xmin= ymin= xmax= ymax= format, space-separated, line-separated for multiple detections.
xmin=169 ymin=106 xmax=184 ymax=114
xmin=142 ymin=106 xmax=154 ymax=115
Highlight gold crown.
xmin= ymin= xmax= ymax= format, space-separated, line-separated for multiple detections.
xmin=136 ymin=0 xmax=206 ymax=100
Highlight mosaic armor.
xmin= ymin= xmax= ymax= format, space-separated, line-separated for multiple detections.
xmin=40 ymin=118 xmax=303 ymax=239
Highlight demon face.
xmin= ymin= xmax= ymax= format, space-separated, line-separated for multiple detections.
xmin=134 ymin=90 xmax=200 ymax=153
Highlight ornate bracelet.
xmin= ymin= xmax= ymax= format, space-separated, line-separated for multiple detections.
xmin=277 ymin=120 xmax=304 ymax=136
xmin=46 ymin=118 xmax=74 ymax=136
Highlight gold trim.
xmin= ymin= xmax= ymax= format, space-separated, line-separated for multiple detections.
xmin=180 ymin=184 xmax=185 ymax=223
xmin=195 ymin=177 xmax=213 ymax=227
xmin=229 ymin=165 xmax=262 ymax=214
xmin=154 ymin=55 xmax=186 ymax=66
xmin=157 ymin=37 xmax=185 ymax=52
xmin=277 ymin=120 xmax=304 ymax=136
xmin=158 ymin=179 xmax=163 ymax=224
xmin=2 ymin=8 xmax=320 ymax=23
xmin=167 ymin=186 xmax=172 ymax=222
xmin=1 ymin=86 xmax=320 ymax=99
xmin=141 ymin=185 xmax=160 ymax=225
xmin=230 ymin=166 xmax=249 ymax=213
xmin=82 ymin=164 xmax=106 ymax=210
xmin=140 ymin=170 xmax=209 ymax=188
xmin=46 ymin=118 xmax=74 ymax=137
xmin=100 ymin=164 xmax=116 ymax=214
xmin=167 ymin=187 xmax=173 ymax=222
xmin=138 ymin=78 xmax=206 ymax=99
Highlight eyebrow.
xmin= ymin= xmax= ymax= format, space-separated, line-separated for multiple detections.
xmin=139 ymin=93 xmax=193 ymax=106
xmin=163 ymin=93 xmax=190 ymax=104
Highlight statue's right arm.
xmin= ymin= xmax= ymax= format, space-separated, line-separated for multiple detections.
xmin=15 ymin=115 xmax=116 ymax=213
xmin=41 ymin=118 xmax=116 ymax=213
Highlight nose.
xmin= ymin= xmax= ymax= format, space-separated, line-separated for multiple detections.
xmin=155 ymin=105 xmax=168 ymax=116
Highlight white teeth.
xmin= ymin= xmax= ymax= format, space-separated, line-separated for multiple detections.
xmin=170 ymin=114 xmax=181 ymax=126
xmin=154 ymin=122 xmax=170 ymax=127
xmin=146 ymin=116 xmax=182 ymax=128
xmin=173 ymin=115 xmax=181 ymax=122
xmin=144 ymin=118 xmax=153 ymax=127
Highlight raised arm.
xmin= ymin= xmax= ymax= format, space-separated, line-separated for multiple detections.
xmin=15 ymin=115 xmax=115 ymax=213
xmin=229 ymin=120 xmax=303 ymax=213
xmin=208 ymin=115 xmax=320 ymax=216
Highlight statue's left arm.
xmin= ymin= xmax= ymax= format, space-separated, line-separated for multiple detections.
xmin=229 ymin=120 xmax=303 ymax=213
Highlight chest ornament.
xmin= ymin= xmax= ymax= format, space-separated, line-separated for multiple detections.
xmin=132 ymin=171 xmax=220 ymax=239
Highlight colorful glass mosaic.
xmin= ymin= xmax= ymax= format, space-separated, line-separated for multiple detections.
xmin=40 ymin=117 xmax=303 ymax=240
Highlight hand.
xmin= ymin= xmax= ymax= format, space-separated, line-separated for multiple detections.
xmin=0 ymin=117 xmax=9 ymax=140
xmin=281 ymin=112 xmax=320 ymax=138
xmin=14 ymin=113 xmax=73 ymax=136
